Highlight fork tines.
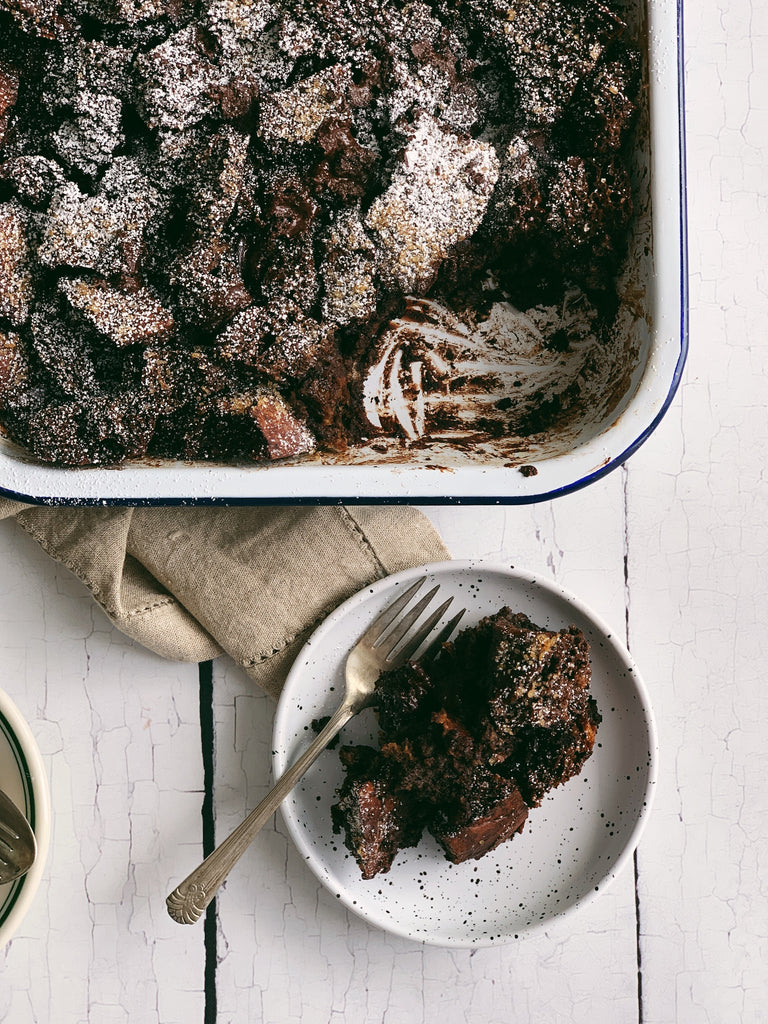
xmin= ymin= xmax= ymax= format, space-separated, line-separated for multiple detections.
xmin=368 ymin=578 xmax=465 ymax=667
xmin=416 ymin=608 xmax=466 ymax=664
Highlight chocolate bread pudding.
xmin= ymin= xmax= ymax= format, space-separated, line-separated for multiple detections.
xmin=331 ymin=607 xmax=600 ymax=878
xmin=0 ymin=0 xmax=641 ymax=466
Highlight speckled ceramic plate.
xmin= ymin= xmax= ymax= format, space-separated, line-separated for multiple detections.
xmin=0 ymin=688 xmax=50 ymax=949
xmin=273 ymin=561 xmax=658 ymax=947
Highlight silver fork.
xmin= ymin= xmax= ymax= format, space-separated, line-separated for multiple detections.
xmin=166 ymin=577 xmax=464 ymax=925
xmin=0 ymin=788 xmax=36 ymax=885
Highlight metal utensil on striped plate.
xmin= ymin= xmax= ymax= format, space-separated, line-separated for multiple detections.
xmin=0 ymin=787 xmax=36 ymax=885
xmin=167 ymin=577 xmax=464 ymax=924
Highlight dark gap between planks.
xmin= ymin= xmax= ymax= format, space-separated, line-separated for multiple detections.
xmin=199 ymin=661 xmax=217 ymax=1024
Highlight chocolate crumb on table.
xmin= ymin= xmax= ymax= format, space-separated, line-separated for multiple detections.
xmin=0 ymin=0 xmax=641 ymax=466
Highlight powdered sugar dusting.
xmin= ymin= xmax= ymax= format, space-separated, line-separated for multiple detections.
xmin=366 ymin=113 xmax=500 ymax=294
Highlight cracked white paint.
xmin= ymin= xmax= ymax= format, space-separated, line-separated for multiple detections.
xmin=0 ymin=525 xmax=206 ymax=1024
xmin=623 ymin=0 xmax=768 ymax=1020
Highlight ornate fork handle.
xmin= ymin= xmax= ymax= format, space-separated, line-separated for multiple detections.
xmin=166 ymin=701 xmax=355 ymax=924
xmin=167 ymin=578 xmax=463 ymax=926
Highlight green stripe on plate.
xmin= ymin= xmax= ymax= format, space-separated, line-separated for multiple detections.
xmin=0 ymin=707 xmax=36 ymax=927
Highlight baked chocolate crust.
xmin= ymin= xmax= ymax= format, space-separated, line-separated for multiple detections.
xmin=0 ymin=0 xmax=641 ymax=465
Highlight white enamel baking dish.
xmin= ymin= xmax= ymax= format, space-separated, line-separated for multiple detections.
xmin=0 ymin=0 xmax=687 ymax=506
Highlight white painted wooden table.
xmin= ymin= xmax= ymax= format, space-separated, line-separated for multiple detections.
xmin=1 ymin=4 xmax=767 ymax=1021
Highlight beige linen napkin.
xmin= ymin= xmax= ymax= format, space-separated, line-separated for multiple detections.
xmin=0 ymin=499 xmax=449 ymax=699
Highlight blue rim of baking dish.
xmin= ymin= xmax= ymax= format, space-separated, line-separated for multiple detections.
xmin=0 ymin=707 xmax=37 ymax=930
xmin=0 ymin=1 xmax=688 ymax=509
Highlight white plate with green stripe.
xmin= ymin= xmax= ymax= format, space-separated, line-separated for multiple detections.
xmin=0 ymin=688 xmax=50 ymax=949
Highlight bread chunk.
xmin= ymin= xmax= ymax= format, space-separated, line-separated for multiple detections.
xmin=366 ymin=113 xmax=500 ymax=295
xmin=0 ymin=203 xmax=34 ymax=326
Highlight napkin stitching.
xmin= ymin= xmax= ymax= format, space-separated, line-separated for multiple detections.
xmin=338 ymin=507 xmax=388 ymax=576
xmin=14 ymin=518 xmax=178 ymax=620
xmin=239 ymin=509 xmax=386 ymax=667
xmin=240 ymin=612 xmax=324 ymax=666
xmin=113 ymin=597 xmax=178 ymax=619
xmin=15 ymin=519 xmax=115 ymax=609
